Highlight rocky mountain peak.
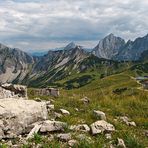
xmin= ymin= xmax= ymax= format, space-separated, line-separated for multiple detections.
xmin=64 ymin=42 xmax=77 ymax=51
xmin=92 ymin=34 xmax=125 ymax=59
xmin=0 ymin=43 xmax=8 ymax=49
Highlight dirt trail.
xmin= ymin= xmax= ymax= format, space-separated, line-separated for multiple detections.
xmin=130 ymin=76 xmax=148 ymax=92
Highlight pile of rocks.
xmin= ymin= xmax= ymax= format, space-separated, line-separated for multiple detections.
xmin=0 ymin=89 xmax=131 ymax=147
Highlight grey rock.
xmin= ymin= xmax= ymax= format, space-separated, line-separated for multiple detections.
xmin=0 ymin=44 xmax=34 ymax=84
xmin=47 ymin=104 xmax=54 ymax=111
xmin=0 ymin=99 xmax=48 ymax=139
xmin=59 ymin=109 xmax=70 ymax=115
xmin=0 ymin=128 xmax=4 ymax=140
xmin=32 ymin=88 xmax=59 ymax=97
xmin=56 ymin=133 xmax=71 ymax=142
xmin=54 ymin=112 xmax=63 ymax=119
xmin=1 ymin=83 xmax=28 ymax=99
xmin=68 ymin=139 xmax=78 ymax=147
xmin=105 ymin=133 xmax=112 ymax=139
xmin=80 ymin=97 xmax=90 ymax=104
xmin=40 ymin=120 xmax=67 ymax=133
xmin=26 ymin=123 xmax=42 ymax=139
xmin=90 ymin=120 xmax=115 ymax=135
xmin=93 ymin=110 xmax=106 ymax=120
xmin=117 ymin=138 xmax=126 ymax=148
xmin=70 ymin=124 xmax=90 ymax=133
xmin=119 ymin=116 xmax=136 ymax=127
xmin=116 ymin=34 xmax=148 ymax=61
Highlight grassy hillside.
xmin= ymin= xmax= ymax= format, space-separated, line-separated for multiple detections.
xmin=28 ymin=55 xmax=134 ymax=88
xmin=28 ymin=69 xmax=148 ymax=147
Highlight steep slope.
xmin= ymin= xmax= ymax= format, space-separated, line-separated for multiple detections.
xmin=140 ymin=50 xmax=148 ymax=62
xmin=129 ymin=50 xmax=148 ymax=75
xmin=0 ymin=43 xmax=34 ymax=84
xmin=28 ymin=43 xmax=90 ymax=87
xmin=92 ymin=34 xmax=125 ymax=59
xmin=115 ymin=34 xmax=148 ymax=61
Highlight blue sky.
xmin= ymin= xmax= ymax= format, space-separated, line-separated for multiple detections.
xmin=0 ymin=0 xmax=148 ymax=52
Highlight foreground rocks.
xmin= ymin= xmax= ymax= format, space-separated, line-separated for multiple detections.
xmin=0 ymin=84 xmax=27 ymax=99
xmin=59 ymin=109 xmax=70 ymax=115
xmin=119 ymin=116 xmax=136 ymax=127
xmin=70 ymin=124 xmax=90 ymax=133
xmin=93 ymin=110 xmax=106 ymax=120
xmin=90 ymin=120 xmax=115 ymax=135
xmin=40 ymin=120 xmax=67 ymax=133
xmin=80 ymin=97 xmax=90 ymax=104
xmin=56 ymin=133 xmax=71 ymax=142
xmin=0 ymin=99 xmax=48 ymax=139
xmin=117 ymin=138 xmax=126 ymax=148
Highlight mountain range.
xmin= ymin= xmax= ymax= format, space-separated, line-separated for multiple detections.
xmin=0 ymin=33 xmax=147 ymax=85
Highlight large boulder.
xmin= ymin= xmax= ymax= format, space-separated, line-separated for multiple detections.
xmin=0 ymin=99 xmax=48 ymax=139
xmin=90 ymin=120 xmax=115 ymax=135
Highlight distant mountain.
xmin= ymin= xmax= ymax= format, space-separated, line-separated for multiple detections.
xmin=93 ymin=33 xmax=148 ymax=61
xmin=0 ymin=43 xmax=34 ymax=84
xmin=140 ymin=50 xmax=148 ymax=62
xmin=27 ymin=43 xmax=90 ymax=86
xmin=30 ymin=51 xmax=48 ymax=57
xmin=116 ymin=34 xmax=148 ymax=61
xmin=0 ymin=33 xmax=147 ymax=85
xmin=92 ymin=34 xmax=125 ymax=59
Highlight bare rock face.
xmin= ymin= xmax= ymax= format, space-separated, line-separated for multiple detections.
xmin=0 ymin=44 xmax=34 ymax=84
xmin=1 ymin=83 xmax=28 ymax=99
xmin=90 ymin=120 xmax=115 ymax=135
xmin=92 ymin=34 xmax=125 ymax=59
xmin=0 ymin=99 xmax=48 ymax=139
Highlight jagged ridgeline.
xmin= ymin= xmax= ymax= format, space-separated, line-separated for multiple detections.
xmin=0 ymin=33 xmax=148 ymax=88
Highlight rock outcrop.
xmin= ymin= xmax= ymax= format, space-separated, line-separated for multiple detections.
xmin=0 ymin=44 xmax=34 ymax=84
xmin=92 ymin=34 xmax=125 ymax=59
xmin=0 ymin=99 xmax=48 ymax=139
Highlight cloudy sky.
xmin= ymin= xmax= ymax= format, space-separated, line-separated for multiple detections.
xmin=0 ymin=0 xmax=148 ymax=52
